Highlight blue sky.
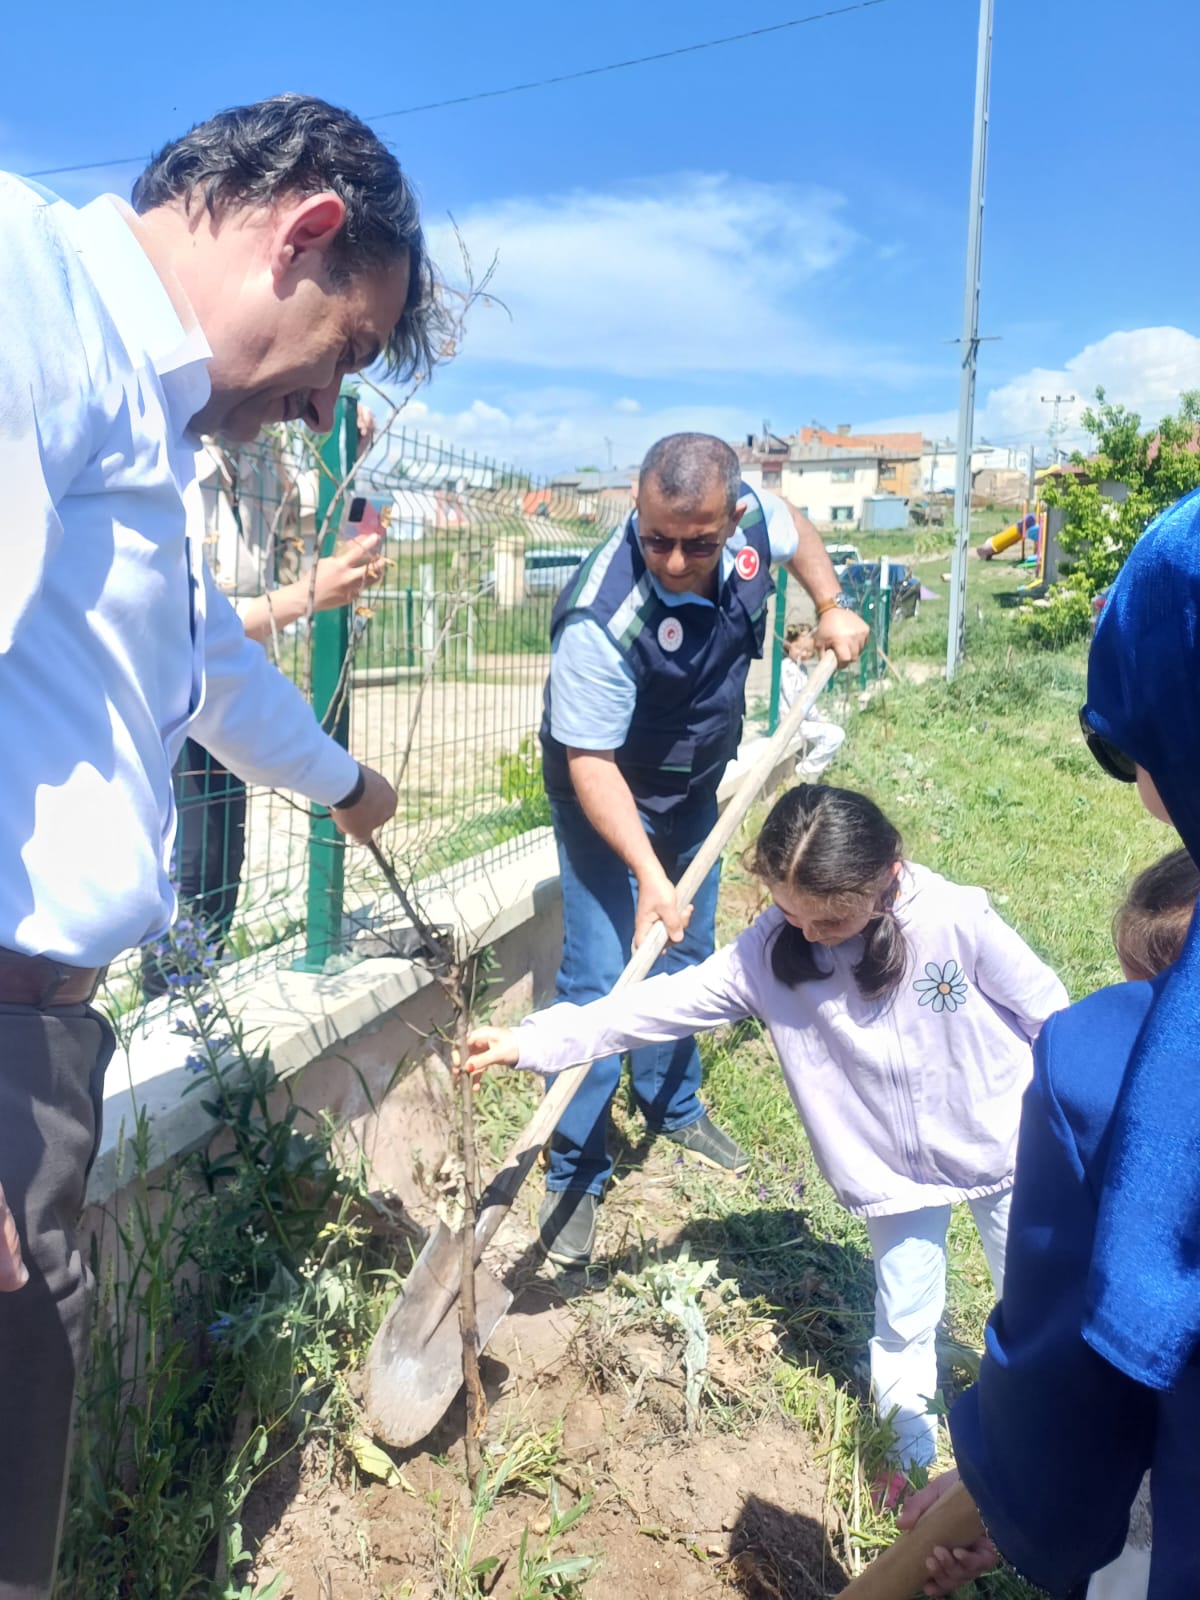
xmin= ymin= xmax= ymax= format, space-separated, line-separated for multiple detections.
xmin=6 ymin=0 xmax=1199 ymax=473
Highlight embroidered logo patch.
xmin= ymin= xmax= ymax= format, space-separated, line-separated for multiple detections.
xmin=657 ymin=616 xmax=684 ymax=653
xmin=734 ymin=546 xmax=760 ymax=581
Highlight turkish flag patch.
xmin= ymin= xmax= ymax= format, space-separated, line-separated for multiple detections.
xmin=734 ymin=546 xmax=760 ymax=581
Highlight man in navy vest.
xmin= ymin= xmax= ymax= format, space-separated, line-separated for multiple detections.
xmin=537 ymin=432 xmax=868 ymax=1264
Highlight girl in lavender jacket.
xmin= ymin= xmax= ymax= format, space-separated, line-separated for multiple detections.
xmin=465 ymin=784 xmax=1069 ymax=1476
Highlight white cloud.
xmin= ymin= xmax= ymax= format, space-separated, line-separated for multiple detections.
xmin=368 ymin=325 xmax=1200 ymax=477
xmin=859 ymin=327 xmax=1200 ymax=452
xmin=851 ymin=406 xmax=959 ymax=440
xmin=384 ymin=392 xmax=753 ymax=475
xmin=429 ymin=175 xmax=924 ymax=385
xmin=978 ymin=328 xmax=1200 ymax=448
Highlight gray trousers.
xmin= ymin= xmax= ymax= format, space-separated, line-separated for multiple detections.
xmin=0 ymin=1004 xmax=113 ymax=1600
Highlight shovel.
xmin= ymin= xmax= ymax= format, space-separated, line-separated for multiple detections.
xmin=365 ymin=649 xmax=840 ymax=1447
xmin=837 ymin=1480 xmax=987 ymax=1599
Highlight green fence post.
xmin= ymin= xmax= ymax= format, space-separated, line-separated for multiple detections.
xmin=767 ymin=567 xmax=789 ymax=734
xmin=297 ymin=393 xmax=358 ymax=972
xmin=878 ymin=586 xmax=892 ymax=677
xmin=859 ymin=588 xmax=876 ymax=692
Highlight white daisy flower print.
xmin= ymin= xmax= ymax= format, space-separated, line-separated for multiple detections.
xmin=914 ymin=959 xmax=969 ymax=1013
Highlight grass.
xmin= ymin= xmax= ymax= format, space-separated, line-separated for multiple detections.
xmin=59 ymin=1011 xmax=404 ymax=1600
xmin=847 ymin=508 xmax=1020 ymax=564
xmin=855 ymin=558 xmax=1164 ymax=995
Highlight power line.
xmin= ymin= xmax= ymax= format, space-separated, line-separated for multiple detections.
xmin=368 ymin=0 xmax=893 ymax=120
xmin=25 ymin=0 xmax=893 ymax=180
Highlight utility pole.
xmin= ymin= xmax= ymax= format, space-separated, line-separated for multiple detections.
xmin=1040 ymin=393 xmax=1076 ymax=462
xmin=946 ymin=0 xmax=995 ymax=681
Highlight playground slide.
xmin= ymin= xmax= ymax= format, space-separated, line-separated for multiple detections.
xmin=976 ymin=511 xmax=1037 ymax=560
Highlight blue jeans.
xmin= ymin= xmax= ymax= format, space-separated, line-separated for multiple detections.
xmin=546 ymin=793 xmax=722 ymax=1195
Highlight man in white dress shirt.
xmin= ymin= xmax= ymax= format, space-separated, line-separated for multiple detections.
xmin=0 ymin=94 xmax=442 ymax=1596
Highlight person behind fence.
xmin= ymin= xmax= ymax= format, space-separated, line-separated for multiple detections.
xmin=0 ymin=93 xmax=443 ymax=1599
xmin=536 ymin=432 xmax=870 ymax=1267
xmin=897 ymin=488 xmax=1200 ymax=1599
xmin=780 ymin=622 xmax=845 ymax=780
xmin=463 ymin=782 xmax=1068 ymax=1495
xmin=141 ymin=520 xmax=387 ymax=997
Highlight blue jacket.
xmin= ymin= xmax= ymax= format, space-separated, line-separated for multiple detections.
xmin=540 ymin=487 xmax=774 ymax=814
xmin=1082 ymin=486 xmax=1200 ymax=1388
xmin=950 ymin=978 xmax=1200 ymax=1596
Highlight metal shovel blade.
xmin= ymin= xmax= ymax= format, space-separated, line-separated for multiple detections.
xmin=365 ymin=1219 xmax=513 ymax=1448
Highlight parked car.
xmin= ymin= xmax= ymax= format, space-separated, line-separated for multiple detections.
xmin=524 ymin=546 xmax=591 ymax=596
xmin=840 ymin=559 xmax=922 ymax=620
xmin=824 ymin=543 xmax=862 ymax=576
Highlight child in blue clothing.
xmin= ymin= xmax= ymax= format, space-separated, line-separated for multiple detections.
xmin=900 ymin=488 xmax=1200 ymax=1599
xmin=1087 ymin=849 xmax=1198 ymax=1600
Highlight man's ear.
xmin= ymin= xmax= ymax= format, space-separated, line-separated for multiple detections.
xmin=273 ymin=192 xmax=347 ymax=281
xmin=731 ymin=498 xmax=748 ymax=528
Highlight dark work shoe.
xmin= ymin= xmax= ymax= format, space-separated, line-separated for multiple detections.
xmin=662 ymin=1113 xmax=750 ymax=1174
xmin=538 ymin=1190 xmax=599 ymax=1267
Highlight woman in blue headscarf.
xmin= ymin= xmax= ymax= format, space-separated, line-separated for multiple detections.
xmin=900 ymin=487 xmax=1200 ymax=1597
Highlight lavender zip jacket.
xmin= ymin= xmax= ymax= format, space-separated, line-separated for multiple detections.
xmin=516 ymin=864 xmax=1069 ymax=1217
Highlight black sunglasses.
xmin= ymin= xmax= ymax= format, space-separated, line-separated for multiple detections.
xmin=638 ymin=533 xmax=724 ymax=559
xmin=1078 ymin=707 xmax=1137 ymax=783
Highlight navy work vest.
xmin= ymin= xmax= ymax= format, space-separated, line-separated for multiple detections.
xmin=540 ymin=483 xmax=775 ymax=814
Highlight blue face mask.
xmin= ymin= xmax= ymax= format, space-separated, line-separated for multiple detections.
xmin=1082 ymin=484 xmax=1200 ymax=1388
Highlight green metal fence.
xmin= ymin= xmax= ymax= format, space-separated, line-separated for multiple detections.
xmin=134 ymin=393 xmax=898 ymax=998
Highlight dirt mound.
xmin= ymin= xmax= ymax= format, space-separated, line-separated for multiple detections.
xmin=245 ymin=1216 xmax=846 ymax=1599
xmin=246 ymin=1377 xmax=841 ymax=1600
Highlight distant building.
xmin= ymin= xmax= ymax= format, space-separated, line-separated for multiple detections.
xmin=548 ymin=468 xmax=635 ymax=525
xmin=798 ymin=424 xmax=925 ymax=499
xmin=972 ymin=467 xmax=1031 ymax=506
xmin=920 ymin=438 xmax=1034 ymax=497
xmin=736 ymin=427 xmax=921 ymax=531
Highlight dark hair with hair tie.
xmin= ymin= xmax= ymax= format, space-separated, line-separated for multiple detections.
xmin=132 ymin=93 xmax=446 ymax=381
xmin=751 ymin=784 xmax=907 ymax=1000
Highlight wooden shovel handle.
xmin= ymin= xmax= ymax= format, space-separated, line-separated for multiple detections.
xmin=474 ymin=649 xmax=840 ymax=1241
xmin=838 ymin=1481 xmax=987 ymax=1600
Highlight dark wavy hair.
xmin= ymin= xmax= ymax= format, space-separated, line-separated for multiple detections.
xmin=131 ymin=93 xmax=445 ymax=380
xmin=751 ymin=784 xmax=907 ymax=1000
xmin=1113 ymin=847 xmax=1200 ymax=981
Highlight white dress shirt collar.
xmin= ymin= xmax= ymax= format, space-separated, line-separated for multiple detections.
xmin=61 ymin=193 xmax=213 ymax=435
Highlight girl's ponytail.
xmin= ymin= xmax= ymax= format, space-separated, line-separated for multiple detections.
xmin=752 ymin=784 xmax=909 ymax=1001
xmin=852 ymin=874 xmax=907 ymax=1000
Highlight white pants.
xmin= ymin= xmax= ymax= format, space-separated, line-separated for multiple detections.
xmin=864 ymin=1191 xmax=1011 ymax=1468
xmin=1087 ymin=1544 xmax=1151 ymax=1600
xmin=795 ymin=718 xmax=845 ymax=779
xmin=1086 ymin=1473 xmax=1152 ymax=1600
